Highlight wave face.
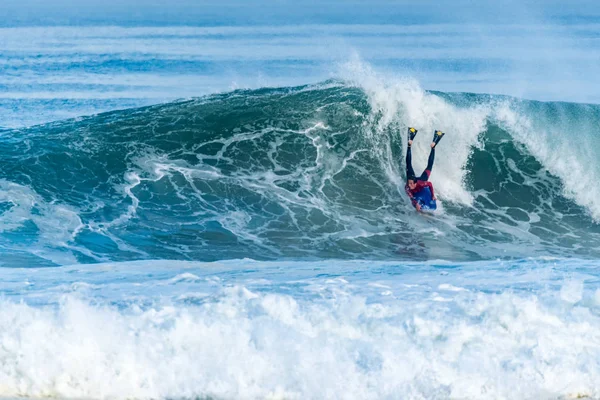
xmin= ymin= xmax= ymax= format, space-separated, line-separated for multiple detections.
xmin=1 ymin=80 xmax=600 ymax=266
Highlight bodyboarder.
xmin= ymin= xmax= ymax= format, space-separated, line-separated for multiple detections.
xmin=404 ymin=127 xmax=445 ymax=211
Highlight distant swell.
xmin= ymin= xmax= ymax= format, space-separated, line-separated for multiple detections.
xmin=0 ymin=79 xmax=599 ymax=266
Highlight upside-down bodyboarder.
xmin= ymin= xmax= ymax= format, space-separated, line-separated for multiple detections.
xmin=405 ymin=127 xmax=445 ymax=212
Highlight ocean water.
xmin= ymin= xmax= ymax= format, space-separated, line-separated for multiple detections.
xmin=2 ymin=4 xmax=600 ymax=399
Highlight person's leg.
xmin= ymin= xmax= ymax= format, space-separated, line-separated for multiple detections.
xmin=419 ymin=147 xmax=435 ymax=181
xmin=406 ymin=145 xmax=416 ymax=179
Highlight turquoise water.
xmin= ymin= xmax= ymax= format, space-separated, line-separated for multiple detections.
xmin=2 ymin=82 xmax=600 ymax=266
xmin=2 ymin=8 xmax=600 ymax=399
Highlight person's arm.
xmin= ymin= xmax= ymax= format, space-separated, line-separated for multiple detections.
xmin=405 ymin=185 xmax=418 ymax=207
xmin=425 ymin=181 xmax=436 ymax=200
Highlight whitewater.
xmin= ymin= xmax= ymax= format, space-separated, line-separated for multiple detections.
xmin=2 ymin=21 xmax=600 ymax=399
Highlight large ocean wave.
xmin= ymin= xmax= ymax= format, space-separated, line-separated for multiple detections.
xmin=1 ymin=73 xmax=600 ymax=266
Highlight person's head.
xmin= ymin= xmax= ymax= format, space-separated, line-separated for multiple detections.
xmin=407 ymin=177 xmax=417 ymax=190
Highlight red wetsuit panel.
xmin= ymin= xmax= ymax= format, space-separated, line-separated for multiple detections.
xmin=405 ymin=175 xmax=435 ymax=207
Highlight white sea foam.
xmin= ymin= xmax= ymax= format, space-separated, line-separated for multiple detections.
xmin=336 ymin=58 xmax=600 ymax=222
xmin=339 ymin=57 xmax=489 ymax=206
xmin=0 ymin=180 xmax=85 ymax=265
xmin=0 ymin=282 xmax=596 ymax=399
xmin=0 ymin=258 xmax=597 ymax=400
